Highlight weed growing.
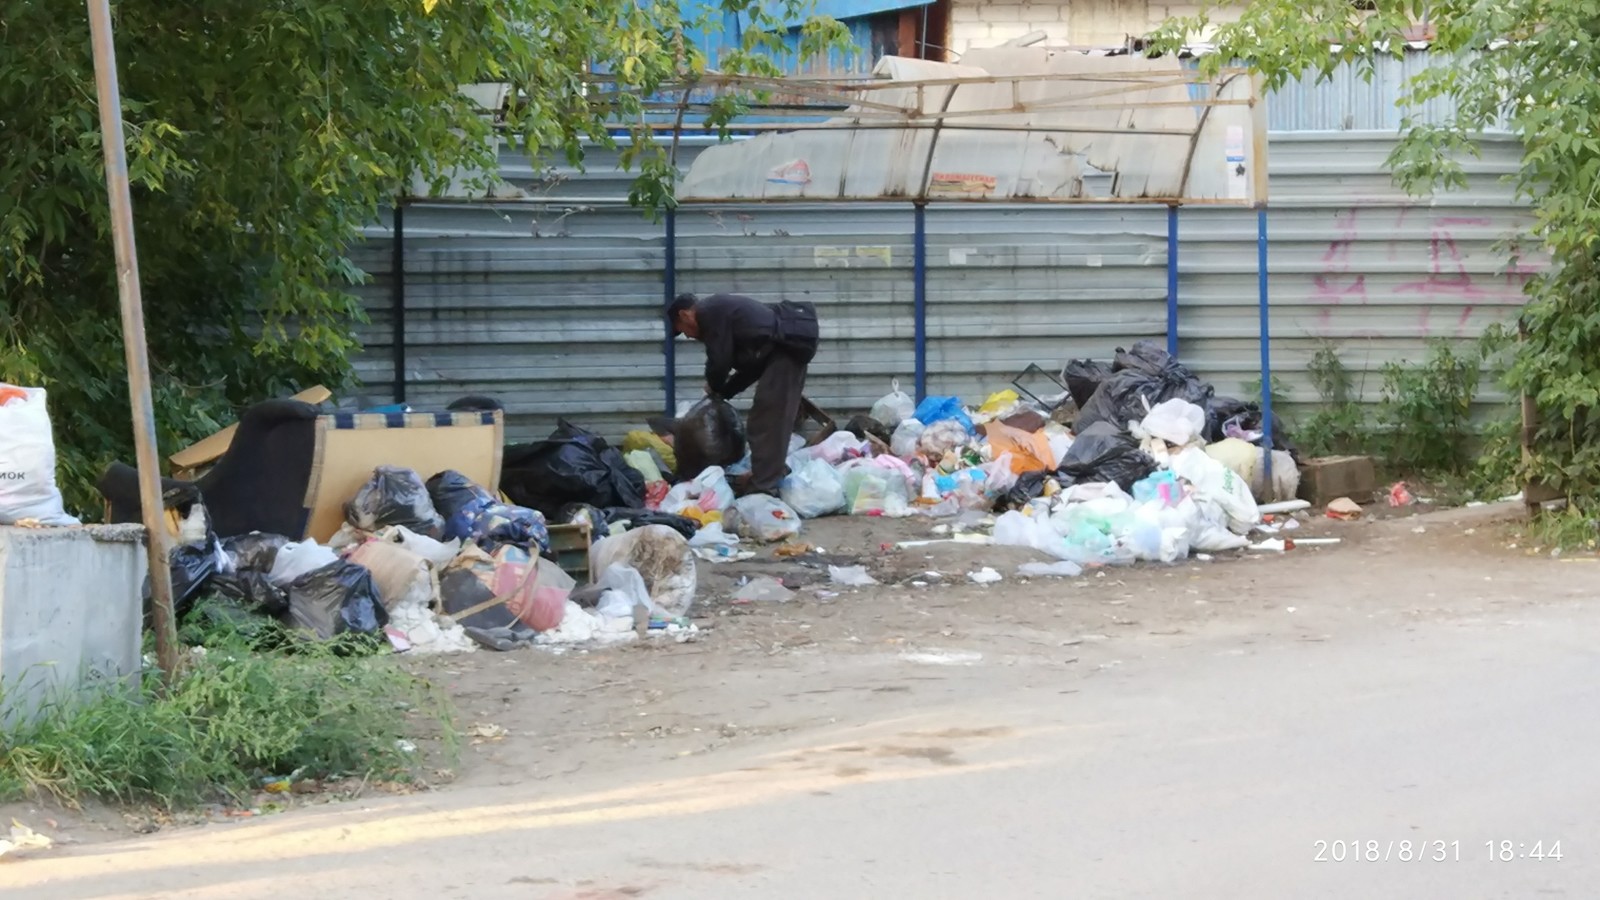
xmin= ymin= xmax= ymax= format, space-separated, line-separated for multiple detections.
xmin=1521 ymin=504 xmax=1600 ymax=555
xmin=1377 ymin=338 xmax=1482 ymax=474
xmin=1297 ymin=341 xmax=1370 ymax=458
xmin=0 ymin=599 xmax=453 ymax=810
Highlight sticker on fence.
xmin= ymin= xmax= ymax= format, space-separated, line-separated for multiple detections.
xmin=767 ymin=160 xmax=812 ymax=186
xmin=929 ymin=172 xmax=997 ymax=198
xmin=814 ymin=246 xmax=892 ymax=268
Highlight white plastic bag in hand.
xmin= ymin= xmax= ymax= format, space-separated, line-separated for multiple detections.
xmin=0 ymin=385 xmax=79 ymax=526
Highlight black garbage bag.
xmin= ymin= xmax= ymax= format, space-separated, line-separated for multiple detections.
xmin=148 ymin=536 xmax=223 ymax=622
xmin=344 ymin=465 xmax=444 ymax=536
xmin=601 ymin=508 xmax=699 ymax=540
xmin=1075 ymin=341 xmax=1214 ymax=434
xmin=1111 ymin=340 xmax=1174 ymax=376
xmin=845 ymin=413 xmax=893 ymax=447
xmin=558 ymin=502 xmax=608 ymax=542
xmin=1204 ymin=396 xmax=1299 ymax=459
xmin=671 ymin=397 xmax=746 ymax=481
xmin=210 ymin=532 xmax=292 ymax=615
xmin=501 ymin=420 xmax=647 ymax=516
xmin=1057 ymin=422 xmax=1158 ymax=491
xmin=996 ymin=470 xmax=1051 ymax=512
xmin=214 ymin=569 xmax=291 ymax=617
xmin=220 ymin=532 xmax=290 ymax=573
xmin=427 ymin=470 xmax=551 ymax=553
xmin=1062 ymin=359 xmax=1114 ymax=410
xmin=285 ymin=560 xmax=387 ymax=640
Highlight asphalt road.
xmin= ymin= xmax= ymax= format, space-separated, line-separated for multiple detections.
xmin=6 ymin=596 xmax=1598 ymax=899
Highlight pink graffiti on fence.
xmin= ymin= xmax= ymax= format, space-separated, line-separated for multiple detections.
xmin=1310 ymin=209 xmax=1368 ymax=329
xmin=1311 ymin=210 xmax=1534 ymax=338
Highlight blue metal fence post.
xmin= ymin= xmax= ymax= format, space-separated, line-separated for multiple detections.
xmin=1166 ymin=204 xmax=1179 ymax=358
xmin=391 ymin=202 xmax=406 ymax=404
xmin=913 ymin=201 xmax=928 ymax=401
xmin=1257 ymin=206 xmax=1274 ymax=487
xmin=663 ymin=208 xmax=677 ymax=417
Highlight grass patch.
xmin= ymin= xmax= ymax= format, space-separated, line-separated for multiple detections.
xmin=1521 ymin=504 xmax=1600 ymax=555
xmin=0 ymin=597 xmax=455 ymax=810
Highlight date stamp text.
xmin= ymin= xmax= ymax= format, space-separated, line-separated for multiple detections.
xmin=1312 ymin=840 xmax=1564 ymax=862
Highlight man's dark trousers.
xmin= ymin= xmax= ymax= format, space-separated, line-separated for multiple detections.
xmin=745 ymin=345 xmax=814 ymax=495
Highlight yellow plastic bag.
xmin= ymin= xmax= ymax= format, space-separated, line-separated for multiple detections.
xmin=979 ymin=390 xmax=1021 ymax=418
xmin=1204 ymin=438 xmax=1258 ymax=482
xmin=623 ymin=430 xmax=677 ymax=475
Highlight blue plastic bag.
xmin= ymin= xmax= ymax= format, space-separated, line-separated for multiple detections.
xmin=912 ymin=396 xmax=974 ymax=433
xmin=426 ymin=470 xmax=551 ymax=554
xmin=1132 ymin=471 xmax=1184 ymax=508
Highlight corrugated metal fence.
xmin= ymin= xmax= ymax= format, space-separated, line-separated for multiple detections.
xmin=350 ymin=131 xmax=1530 ymax=442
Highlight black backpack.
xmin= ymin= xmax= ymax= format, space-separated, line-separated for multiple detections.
xmin=772 ymin=300 xmax=819 ymax=356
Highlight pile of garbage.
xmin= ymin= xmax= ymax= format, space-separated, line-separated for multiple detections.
xmin=156 ymin=455 xmax=702 ymax=656
xmin=96 ymin=340 xmax=1317 ymax=658
xmin=585 ymin=340 xmax=1307 ymax=569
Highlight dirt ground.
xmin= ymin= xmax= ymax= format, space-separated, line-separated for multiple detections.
xmin=3 ymin=499 xmax=1594 ymax=852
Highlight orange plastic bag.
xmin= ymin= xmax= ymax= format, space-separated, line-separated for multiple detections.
xmin=985 ymin=421 xmax=1055 ymax=474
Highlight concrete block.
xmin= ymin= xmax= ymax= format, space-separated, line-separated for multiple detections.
xmin=1297 ymin=456 xmax=1378 ymax=507
xmin=1 ymin=525 xmax=147 ymax=725
xmin=984 ymin=3 xmax=1026 ymax=21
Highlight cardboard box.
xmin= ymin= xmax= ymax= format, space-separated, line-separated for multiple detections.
xmin=1298 ymin=455 xmax=1377 ymax=506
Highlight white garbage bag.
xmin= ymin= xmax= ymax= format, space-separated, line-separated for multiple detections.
xmin=1133 ymin=398 xmax=1208 ymax=448
xmin=0 ymin=385 xmax=79 ymax=526
xmin=590 ymin=525 xmax=698 ymax=617
xmin=268 ymin=541 xmax=340 ymax=586
xmin=726 ymin=494 xmax=803 ymax=542
xmin=1169 ymin=446 xmax=1260 ymax=534
xmin=780 ymin=457 xmax=847 ymax=518
xmin=890 ymin=418 xmax=925 ymax=458
xmin=992 ymin=510 xmax=1072 ymax=560
xmin=661 ymin=465 xmax=735 ymax=516
xmin=868 ymin=378 xmax=916 ymax=429
xmin=593 ymin=563 xmax=657 ymax=618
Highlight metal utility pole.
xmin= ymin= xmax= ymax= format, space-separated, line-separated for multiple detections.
xmin=85 ymin=0 xmax=180 ymax=679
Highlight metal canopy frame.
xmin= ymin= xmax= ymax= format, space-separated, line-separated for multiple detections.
xmin=643 ymin=62 xmax=1268 ymax=206
xmin=640 ymin=60 xmax=1278 ymax=481
xmin=392 ymin=56 xmax=1281 ymax=481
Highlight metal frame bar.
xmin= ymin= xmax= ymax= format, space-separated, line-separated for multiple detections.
xmin=392 ymin=203 xmax=407 ymax=404
xmin=1251 ymin=72 xmax=1274 ymax=490
xmin=1257 ymin=206 xmax=1274 ymax=487
xmin=663 ymin=209 xmax=678 ymax=417
xmin=1166 ymin=204 xmax=1179 ymax=358
xmin=913 ymin=202 xmax=928 ymax=401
